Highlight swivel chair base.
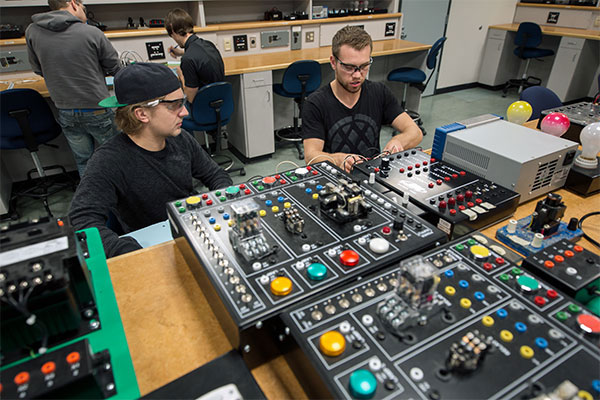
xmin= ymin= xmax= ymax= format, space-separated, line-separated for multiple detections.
xmin=502 ymin=76 xmax=542 ymax=97
xmin=275 ymin=125 xmax=304 ymax=160
xmin=204 ymin=131 xmax=246 ymax=176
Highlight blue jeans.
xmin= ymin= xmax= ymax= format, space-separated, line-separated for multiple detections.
xmin=57 ymin=109 xmax=118 ymax=177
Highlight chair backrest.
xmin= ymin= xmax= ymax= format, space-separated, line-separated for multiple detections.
xmin=426 ymin=37 xmax=447 ymax=70
xmin=0 ymin=88 xmax=61 ymax=151
xmin=281 ymin=60 xmax=322 ymax=95
xmin=190 ymin=82 xmax=234 ymax=126
xmin=520 ymin=86 xmax=563 ymax=121
xmin=515 ymin=22 xmax=543 ymax=49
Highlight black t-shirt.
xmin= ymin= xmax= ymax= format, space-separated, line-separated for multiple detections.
xmin=181 ymin=35 xmax=225 ymax=89
xmin=301 ymin=80 xmax=404 ymax=157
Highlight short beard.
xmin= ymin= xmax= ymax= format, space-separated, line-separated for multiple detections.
xmin=337 ymin=76 xmax=362 ymax=94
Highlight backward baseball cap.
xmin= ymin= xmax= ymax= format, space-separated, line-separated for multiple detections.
xmin=99 ymin=62 xmax=181 ymax=108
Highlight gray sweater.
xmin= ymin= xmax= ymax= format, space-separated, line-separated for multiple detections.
xmin=25 ymin=10 xmax=120 ymax=109
xmin=69 ymin=130 xmax=233 ymax=258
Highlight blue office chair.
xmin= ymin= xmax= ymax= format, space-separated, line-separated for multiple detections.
xmin=387 ymin=37 xmax=447 ymax=136
xmin=520 ymin=86 xmax=562 ymax=121
xmin=182 ymin=82 xmax=245 ymax=176
xmin=502 ymin=22 xmax=555 ymax=97
xmin=1 ymin=88 xmax=75 ymax=218
xmin=274 ymin=60 xmax=322 ymax=160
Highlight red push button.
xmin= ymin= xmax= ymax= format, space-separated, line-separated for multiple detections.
xmin=577 ymin=314 xmax=600 ymax=334
xmin=274 ymin=174 xmax=281 ymax=179
xmin=262 ymin=176 xmax=276 ymax=185
xmin=382 ymin=226 xmax=392 ymax=235
xmin=448 ymin=197 xmax=456 ymax=207
xmin=66 ymin=352 xmax=81 ymax=364
xmin=475 ymin=198 xmax=483 ymax=204
xmin=415 ymin=163 xmax=421 ymax=168
xmin=306 ymin=165 xmax=312 ymax=171
xmin=279 ymin=179 xmax=287 ymax=184
xmin=467 ymin=202 xmax=474 ymax=208
xmin=57 ymin=220 xmax=65 ymax=227
xmin=554 ymin=255 xmax=564 ymax=263
xmin=534 ymin=296 xmax=546 ymax=306
xmin=428 ymin=182 xmax=434 ymax=188
xmin=407 ymin=165 xmax=413 ymax=171
xmin=483 ymin=262 xmax=493 ymax=271
xmin=239 ymin=184 xmax=246 ymax=189
xmin=14 ymin=372 xmax=29 ymax=386
xmin=449 ymin=209 xmax=457 ymax=215
xmin=444 ymin=176 xmax=451 ymax=182
xmin=423 ymin=161 xmax=428 ymax=166
xmin=41 ymin=361 xmax=56 ymax=375
xmin=496 ymin=257 xmax=505 ymax=265
xmin=436 ymin=179 xmax=442 ymax=185
xmin=452 ymin=173 xmax=458 ymax=179
xmin=460 ymin=171 xmax=466 ymax=176
xmin=546 ymin=289 xmax=558 ymax=299
xmin=374 ymin=167 xmax=380 ymax=173
xmin=456 ymin=194 xmax=465 ymax=202
xmin=340 ymin=250 xmax=360 ymax=267
xmin=201 ymin=193 xmax=209 ymax=200
xmin=565 ymin=250 xmax=574 ymax=258
xmin=430 ymin=158 xmax=436 ymax=162
xmin=206 ymin=199 xmax=213 ymax=206
xmin=244 ymin=189 xmax=251 ymax=195
xmin=465 ymin=190 xmax=473 ymax=199
xmin=312 ymin=170 xmax=318 ymax=175
xmin=544 ymin=260 xmax=555 ymax=269
xmin=458 ymin=205 xmax=466 ymax=211
xmin=438 ymin=201 xmax=447 ymax=209
xmin=574 ymin=245 xmax=583 ymax=252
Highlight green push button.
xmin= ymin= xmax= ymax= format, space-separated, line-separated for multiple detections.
xmin=517 ymin=275 xmax=539 ymax=293
xmin=220 ymin=196 xmax=226 ymax=202
xmin=499 ymin=273 xmax=510 ymax=282
xmin=175 ymin=200 xmax=182 ymax=207
xmin=253 ymin=180 xmax=259 ymax=185
xmin=568 ymin=303 xmax=582 ymax=313
xmin=225 ymin=186 xmax=239 ymax=195
xmin=555 ymin=311 xmax=569 ymax=321
xmin=511 ymin=267 xmax=523 ymax=276
xmin=257 ymin=185 xmax=265 ymax=191
xmin=455 ymin=244 xmax=465 ymax=251
xmin=178 ymin=207 xmax=186 ymax=213
xmin=307 ymin=263 xmax=327 ymax=281
xmin=291 ymin=176 xmax=298 ymax=181
xmin=349 ymin=369 xmax=377 ymax=399
xmin=285 ymin=171 xmax=292 ymax=177
xmin=467 ymin=239 xmax=477 ymax=246
xmin=215 ymin=191 xmax=221 ymax=196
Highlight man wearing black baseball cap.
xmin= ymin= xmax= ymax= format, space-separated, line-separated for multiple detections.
xmin=69 ymin=62 xmax=233 ymax=257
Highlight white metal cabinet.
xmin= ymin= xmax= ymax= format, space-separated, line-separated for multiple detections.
xmin=478 ymin=29 xmax=520 ymax=87
xmin=227 ymin=71 xmax=275 ymax=159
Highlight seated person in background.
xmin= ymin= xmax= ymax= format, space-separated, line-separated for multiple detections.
xmin=166 ymin=8 xmax=225 ymax=106
xmin=69 ymin=63 xmax=233 ymax=258
xmin=302 ymin=26 xmax=423 ymax=172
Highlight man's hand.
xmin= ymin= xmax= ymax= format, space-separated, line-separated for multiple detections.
xmin=334 ymin=153 xmax=363 ymax=173
xmin=169 ymin=45 xmax=184 ymax=58
xmin=383 ymin=140 xmax=404 ymax=155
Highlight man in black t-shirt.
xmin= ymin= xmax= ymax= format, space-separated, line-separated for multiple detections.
xmin=166 ymin=8 xmax=224 ymax=105
xmin=302 ymin=26 xmax=423 ymax=172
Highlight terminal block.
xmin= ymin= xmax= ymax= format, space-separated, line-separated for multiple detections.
xmin=319 ymin=179 xmax=372 ymax=223
xmin=446 ymin=330 xmax=493 ymax=374
xmin=283 ymin=208 xmax=305 ymax=234
xmin=529 ymin=193 xmax=566 ymax=236
xmin=229 ymin=200 xmax=276 ymax=262
xmin=377 ymin=256 xmax=441 ymax=333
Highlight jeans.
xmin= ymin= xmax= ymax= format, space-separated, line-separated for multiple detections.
xmin=57 ymin=109 xmax=118 ymax=177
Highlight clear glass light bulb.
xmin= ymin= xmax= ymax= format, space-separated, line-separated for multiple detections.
xmin=575 ymin=122 xmax=600 ymax=169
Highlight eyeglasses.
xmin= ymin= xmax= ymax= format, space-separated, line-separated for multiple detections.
xmin=335 ymin=56 xmax=373 ymax=74
xmin=144 ymin=96 xmax=187 ymax=112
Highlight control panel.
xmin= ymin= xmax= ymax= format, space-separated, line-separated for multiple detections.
xmin=167 ymin=162 xmax=446 ymax=367
xmin=233 ymin=35 xmax=248 ymax=52
xmin=281 ymin=233 xmax=600 ymax=400
xmin=353 ymin=149 xmax=520 ymax=238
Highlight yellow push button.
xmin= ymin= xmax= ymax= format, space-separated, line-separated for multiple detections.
xmin=228 ymin=220 xmax=235 ymax=227
xmin=270 ymin=277 xmax=293 ymax=296
xmin=312 ymin=193 xmax=319 ymax=200
xmin=460 ymin=298 xmax=472 ymax=309
xmin=578 ymin=391 xmax=593 ymax=400
xmin=259 ymin=210 xmax=267 ymax=217
xmin=445 ymin=286 xmax=456 ymax=296
xmin=272 ymin=206 xmax=280 ymax=213
xmin=500 ymin=329 xmax=513 ymax=342
xmin=470 ymin=245 xmax=490 ymax=259
xmin=214 ymin=224 xmax=221 ymax=232
xmin=520 ymin=345 xmax=534 ymax=359
xmin=284 ymin=202 xmax=292 ymax=209
xmin=319 ymin=331 xmax=346 ymax=357
xmin=186 ymin=196 xmax=201 ymax=206
xmin=482 ymin=316 xmax=494 ymax=327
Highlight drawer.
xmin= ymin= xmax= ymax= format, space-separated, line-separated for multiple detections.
xmin=243 ymin=70 xmax=272 ymax=89
xmin=488 ymin=29 xmax=507 ymax=40
xmin=559 ymin=36 xmax=585 ymax=50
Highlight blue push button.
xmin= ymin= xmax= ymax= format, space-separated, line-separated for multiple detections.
xmin=515 ymin=322 xmax=527 ymax=333
xmin=223 ymin=213 xmax=230 ymax=220
xmin=348 ymin=369 xmax=377 ymax=399
xmin=444 ymin=270 xmax=454 ymax=278
xmin=459 ymin=280 xmax=469 ymax=288
xmin=497 ymin=309 xmax=508 ymax=319
xmin=307 ymin=263 xmax=328 ymax=281
xmin=265 ymin=200 xmax=273 ymax=206
xmin=316 ymin=185 xmax=324 ymax=191
xmin=208 ymin=217 xmax=216 ymax=224
xmin=592 ymin=379 xmax=600 ymax=393
xmin=277 ymin=196 xmax=285 ymax=203
xmin=305 ymin=188 xmax=313 ymax=194
xmin=534 ymin=337 xmax=548 ymax=349
xmin=474 ymin=291 xmax=485 ymax=301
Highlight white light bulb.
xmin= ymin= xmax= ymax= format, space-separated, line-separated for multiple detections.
xmin=575 ymin=122 xmax=600 ymax=169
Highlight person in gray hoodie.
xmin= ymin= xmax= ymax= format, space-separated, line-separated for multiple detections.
xmin=26 ymin=0 xmax=121 ymax=177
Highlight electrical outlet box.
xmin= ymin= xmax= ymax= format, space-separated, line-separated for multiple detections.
xmin=233 ymin=35 xmax=248 ymax=51
xmin=291 ymin=26 xmax=301 ymax=50
xmin=0 ymin=50 xmax=31 ymax=72
xmin=305 ymin=31 xmax=314 ymax=43
xmin=223 ymin=38 xmax=232 ymax=51
xmin=595 ymin=16 xmax=600 ymax=27
xmin=249 ymin=36 xmax=257 ymax=48
xmin=145 ymin=41 xmax=165 ymax=60
xmin=260 ymin=30 xmax=289 ymax=48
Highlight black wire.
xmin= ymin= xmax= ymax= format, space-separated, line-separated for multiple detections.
xmin=246 ymin=175 xmax=263 ymax=182
xmin=578 ymin=211 xmax=600 ymax=249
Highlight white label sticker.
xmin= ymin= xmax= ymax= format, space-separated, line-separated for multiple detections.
xmin=1 ymin=236 xmax=69 ymax=267
xmin=437 ymin=218 xmax=452 ymax=235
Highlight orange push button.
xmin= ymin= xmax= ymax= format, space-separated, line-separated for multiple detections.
xmin=544 ymin=260 xmax=555 ymax=269
xmin=41 ymin=361 xmax=56 ymax=375
xmin=340 ymin=250 xmax=360 ymax=267
xmin=14 ymin=372 xmax=30 ymax=386
xmin=319 ymin=331 xmax=346 ymax=357
xmin=554 ymin=255 xmax=564 ymax=263
xmin=565 ymin=250 xmax=574 ymax=258
xmin=574 ymin=245 xmax=583 ymax=253
xmin=66 ymin=352 xmax=81 ymax=364
xmin=270 ymin=277 xmax=293 ymax=296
